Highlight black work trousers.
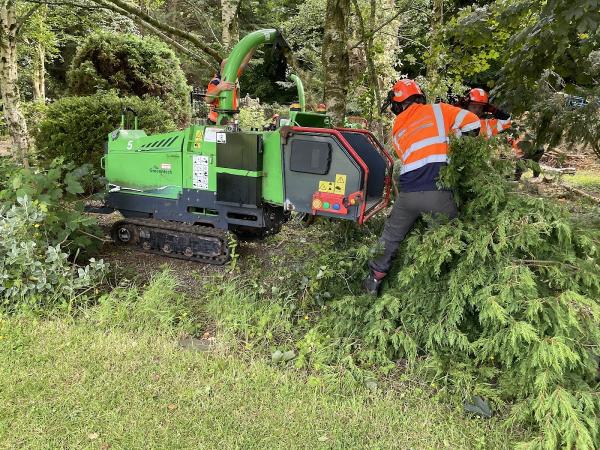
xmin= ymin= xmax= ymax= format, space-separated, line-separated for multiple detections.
xmin=369 ymin=190 xmax=458 ymax=274
xmin=514 ymin=147 xmax=545 ymax=180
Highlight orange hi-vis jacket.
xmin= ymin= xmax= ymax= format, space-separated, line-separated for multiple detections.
xmin=206 ymin=74 xmax=239 ymax=123
xmin=392 ymin=102 xmax=480 ymax=181
xmin=509 ymin=136 xmax=524 ymax=158
xmin=480 ymin=117 xmax=512 ymax=138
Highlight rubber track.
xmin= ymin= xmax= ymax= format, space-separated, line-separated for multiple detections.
xmin=111 ymin=218 xmax=234 ymax=265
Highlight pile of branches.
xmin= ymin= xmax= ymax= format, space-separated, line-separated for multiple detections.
xmin=311 ymin=138 xmax=600 ymax=448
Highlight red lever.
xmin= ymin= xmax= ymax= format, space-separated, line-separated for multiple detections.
xmin=344 ymin=191 xmax=363 ymax=207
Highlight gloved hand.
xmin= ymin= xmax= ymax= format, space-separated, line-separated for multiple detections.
xmin=486 ymin=104 xmax=511 ymax=120
xmin=484 ymin=103 xmax=497 ymax=114
xmin=217 ymin=80 xmax=235 ymax=91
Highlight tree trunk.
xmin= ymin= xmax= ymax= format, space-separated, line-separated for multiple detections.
xmin=32 ymin=42 xmax=45 ymax=103
xmin=322 ymin=0 xmax=350 ymax=126
xmin=381 ymin=0 xmax=400 ymax=86
xmin=0 ymin=0 xmax=30 ymax=167
xmin=352 ymin=0 xmax=381 ymax=123
xmin=426 ymin=0 xmax=444 ymax=100
xmin=221 ymin=0 xmax=240 ymax=51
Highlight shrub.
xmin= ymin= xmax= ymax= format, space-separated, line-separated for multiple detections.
xmin=238 ymin=96 xmax=269 ymax=130
xmin=0 ymin=159 xmax=103 ymax=253
xmin=67 ymin=32 xmax=191 ymax=126
xmin=0 ymin=197 xmax=106 ymax=313
xmin=35 ymin=93 xmax=175 ymax=171
xmin=0 ymin=157 xmax=18 ymax=191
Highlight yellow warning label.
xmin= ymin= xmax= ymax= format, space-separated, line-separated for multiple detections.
xmin=194 ymin=130 xmax=203 ymax=149
xmin=334 ymin=174 xmax=347 ymax=195
xmin=318 ymin=180 xmax=335 ymax=193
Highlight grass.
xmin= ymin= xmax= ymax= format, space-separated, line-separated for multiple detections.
xmin=566 ymin=170 xmax=600 ymax=194
xmin=0 ymin=209 xmax=541 ymax=449
xmin=0 ymin=313 xmax=518 ymax=449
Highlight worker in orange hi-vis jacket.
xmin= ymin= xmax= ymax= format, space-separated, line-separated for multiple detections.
xmin=510 ymin=135 xmax=546 ymax=180
xmin=460 ymin=88 xmax=512 ymax=138
xmin=460 ymin=88 xmax=545 ymax=180
xmin=363 ymin=79 xmax=481 ymax=296
xmin=205 ymin=50 xmax=254 ymax=124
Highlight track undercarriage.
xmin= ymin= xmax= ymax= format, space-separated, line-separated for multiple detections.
xmin=110 ymin=218 xmax=234 ymax=265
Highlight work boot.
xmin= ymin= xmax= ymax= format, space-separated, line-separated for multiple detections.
xmin=363 ymin=270 xmax=386 ymax=296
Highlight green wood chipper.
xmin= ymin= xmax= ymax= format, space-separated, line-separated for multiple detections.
xmin=97 ymin=29 xmax=393 ymax=264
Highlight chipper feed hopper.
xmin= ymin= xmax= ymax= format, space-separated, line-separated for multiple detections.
xmin=101 ymin=29 xmax=393 ymax=264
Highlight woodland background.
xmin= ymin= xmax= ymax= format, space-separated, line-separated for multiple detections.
xmin=0 ymin=0 xmax=599 ymax=449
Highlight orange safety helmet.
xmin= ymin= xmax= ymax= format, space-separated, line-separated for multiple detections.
xmin=392 ymin=79 xmax=423 ymax=103
xmin=468 ymin=88 xmax=489 ymax=104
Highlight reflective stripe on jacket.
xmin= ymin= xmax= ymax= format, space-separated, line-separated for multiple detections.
xmin=206 ymin=77 xmax=238 ymax=123
xmin=480 ymin=117 xmax=512 ymax=138
xmin=392 ymin=103 xmax=480 ymax=175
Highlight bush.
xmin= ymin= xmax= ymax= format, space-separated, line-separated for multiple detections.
xmin=0 ymin=197 xmax=106 ymax=313
xmin=238 ymin=96 xmax=269 ymax=130
xmin=0 ymin=159 xmax=103 ymax=253
xmin=0 ymin=157 xmax=18 ymax=191
xmin=35 ymin=93 xmax=175 ymax=171
xmin=67 ymin=32 xmax=191 ymax=126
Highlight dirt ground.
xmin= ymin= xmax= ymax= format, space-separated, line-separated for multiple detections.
xmin=543 ymin=143 xmax=600 ymax=171
xmin=93 ymin=210 xmax=323 ymax=295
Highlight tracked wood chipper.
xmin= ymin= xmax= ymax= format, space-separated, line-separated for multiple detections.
xmin=99 ymin=29 xmax=393 ymax=264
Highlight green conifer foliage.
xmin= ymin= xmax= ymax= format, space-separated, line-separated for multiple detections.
xmin=318 ymin=138 xmax=600 ymax=448
xmin=67 ymin=32 xmax=191 ymax=126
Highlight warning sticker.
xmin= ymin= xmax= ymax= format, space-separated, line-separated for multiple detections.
xmin=192 ymin=155 xmax=209 ymax=189
xmin=216 ymin=132 xmax=227 ymax=144
xmin=318 ymin=180 xmax=335 ymax=193
xmin=204 ymin=127 xmax=222 ymax=142
xmin=194 ymin=130 xmax=203 ymax=149
xmin=161 ymin=163 xmax=172 ymax=170
xmin=334 ymin=174 xmax=347 ymax=195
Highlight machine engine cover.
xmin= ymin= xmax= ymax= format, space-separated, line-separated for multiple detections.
xmin=216 ymin=133 xmax=263 ymax=171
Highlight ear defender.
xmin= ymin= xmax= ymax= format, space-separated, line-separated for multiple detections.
xmin=391 ymin=101 xmax=404 ymax=115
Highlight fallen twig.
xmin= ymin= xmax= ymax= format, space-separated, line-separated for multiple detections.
xmin=560 ymin=183 xmax=600 ymax=204
xmin=540 ymin=164 xmax=576 ymax=175
xmin=516 ymin=259 xmax=579 ymax=270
